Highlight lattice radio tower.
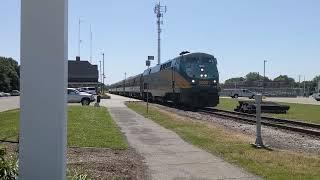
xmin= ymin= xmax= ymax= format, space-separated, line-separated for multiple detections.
xmin=154 ymin=1 xmax=167 ymax=65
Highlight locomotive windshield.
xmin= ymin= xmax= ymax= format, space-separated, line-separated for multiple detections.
xmin=182 ymin=55 xmax=218 ymax=79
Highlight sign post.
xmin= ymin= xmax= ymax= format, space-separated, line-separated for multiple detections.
xmin=253 ymin=94 xmax=264 ymax=148
xmin=146 ymin=56 xmax=154 ymax=114
xmin=20 ymin=0 xmax=68 ymax=179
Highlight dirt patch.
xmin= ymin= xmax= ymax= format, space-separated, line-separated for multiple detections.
xmin=0 ymin=143 xmax=149 ymax=180
xmin=68 ymin=147 xmax=149 ymax=180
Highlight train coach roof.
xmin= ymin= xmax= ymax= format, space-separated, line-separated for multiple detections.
xmin=181 ymin=52 xmax=215 ymax=58
xmin=126 ymin=74 xmax=142 ymax=81
xmin=110 ymin=74 xmax=142 ymax=86
xmin=143 ymin=64 xmax=161 ymax=76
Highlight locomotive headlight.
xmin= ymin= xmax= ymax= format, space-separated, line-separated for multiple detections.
xmin=192 ymin=79 xmax=195 ymax=83
xmin=213 ymin=80 xmax=217 ymax=83
xmin=200 ymin=74 xmax=204 ymax=78
xmin=204 ymin=74 xmax=207 ymax=78
xmin=200 ymin=68 xmax=204 ymax=72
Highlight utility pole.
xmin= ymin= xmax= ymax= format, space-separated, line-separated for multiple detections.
xmin=298 ymin=75 xmax=301 ymax=96
xmin=78 ymin=18 xmax=82 ymax=57
xmin=263 ymin=60 xmax=267 ymax=94
xmin=154 ymin=1 xmax=167 ymax=65
xmin=303 ymin=76 xmax=306 ymax=97
xmin=124 ymin=72 xmax=127 ymax=96
xmin=99 ymin=60 xmax=102 ymax=92
xmin=102 ymin=53 xmax=105 ymax=94
xmin=90 ymin=24 xmax=92 ymax=63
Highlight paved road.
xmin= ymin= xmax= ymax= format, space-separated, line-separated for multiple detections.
xmin=0 ymin=96 xmax=20 ymax=112
xmin=102 ymin=94 xmax=259 ymax=180
xmin=222 ymin=96 xmax=320 ymax=105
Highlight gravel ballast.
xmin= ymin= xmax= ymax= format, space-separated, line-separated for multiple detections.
xmin=149 ymin=102 xmax=320 ymax=154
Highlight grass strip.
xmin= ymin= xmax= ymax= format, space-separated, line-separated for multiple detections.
xmin=127 ymin=102 xmax=320 ymax=180
xmin=217 ymin=98 xmax=320 ymax=124
xmin=68 ymin=106 xmax=127 ymax=149
xmin=0 ymin=106 xmax=127 ymax=149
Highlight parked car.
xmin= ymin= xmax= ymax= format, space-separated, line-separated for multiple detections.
xmin=67 ymin=88 xmax=95 ymax=105
xmin=1 ymin=92 xmax=11 ymax=97
xmin=223 ymin=89 xmax=256 ymax=99
xmin=78 ymin=87 xmax=97 ymax=95
xmin=312 ymin=90 xmax=320 ymax=101
xmin=10 ymin=90 xmax=20 ymax=96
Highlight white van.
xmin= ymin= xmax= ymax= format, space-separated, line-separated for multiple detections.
xmin=224 ymin=89 xmax=256 ymax=99
xmin=78 ymin=87 xmax=97 ymax=95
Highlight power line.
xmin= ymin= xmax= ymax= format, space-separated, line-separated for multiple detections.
xmin=154 ymin=1 xmax=167 ymax=65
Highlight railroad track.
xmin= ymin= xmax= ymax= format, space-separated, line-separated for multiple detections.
xmin=199 ymin=108 xmax=320 ymax=137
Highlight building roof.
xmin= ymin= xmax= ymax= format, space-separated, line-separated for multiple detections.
xmin=68 ymin=60 xmax=98 ymax=83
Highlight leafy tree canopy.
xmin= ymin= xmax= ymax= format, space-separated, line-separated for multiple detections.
xmin=245 ymin=72 xmax=270 ymax=82
xmin=224 ymin=77 xmax=245 ymax=84
xmin=313 ymin=75 xmax=320 ymax=83
xmin=273 ymin=75 xmax=295 ymax=83
xmin=0 ymin=57 xmax=20 ymax=92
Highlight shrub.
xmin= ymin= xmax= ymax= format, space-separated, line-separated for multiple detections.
xmin=0 ymin=146 xmax=18 ymax=180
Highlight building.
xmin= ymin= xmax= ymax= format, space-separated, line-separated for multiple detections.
xmin=68 ymin=56 xmax=99 ymax=88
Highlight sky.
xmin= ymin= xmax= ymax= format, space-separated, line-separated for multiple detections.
xmin=0 ymin=0 xmax=319 ymax=84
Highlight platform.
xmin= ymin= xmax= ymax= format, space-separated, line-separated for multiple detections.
xmin=101 ymin=94 xmax=260 ymax=180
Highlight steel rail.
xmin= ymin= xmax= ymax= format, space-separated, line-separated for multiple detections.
xmin=199 ymin=108 xmax=320 ymax=137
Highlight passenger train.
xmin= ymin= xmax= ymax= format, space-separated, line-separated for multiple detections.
xmin=109 ymin=52 xmax=220 ymax=108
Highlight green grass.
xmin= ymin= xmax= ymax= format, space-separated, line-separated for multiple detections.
xmin=0 ymin=106 xmax=127 ymax=149
xmin=67 ymin=106 xmax=127 ymax=149
xmin=0 ymin=109 xmax=19 ymax=142
xmin=218 ymin=98 xmax=320 ymax=124
xmin=127 ymin=102 xmax=320 ymax=180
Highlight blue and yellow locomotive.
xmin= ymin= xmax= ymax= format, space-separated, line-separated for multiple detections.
xmin=109 ymin=52 xmax=220 ymax=108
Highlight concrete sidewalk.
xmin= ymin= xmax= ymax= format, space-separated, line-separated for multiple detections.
xmin=0 ymin=96 xmax=20 ymax=112
xmin=101 ymin=94 xmax=259 ymax=180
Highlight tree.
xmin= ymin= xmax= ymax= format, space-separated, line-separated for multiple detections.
xmin=0 ymin=57 xmax=20 ymax=92
xmin=312 ymin=75 xmax=320 ymax=90
xmin=245 ymin=72 xmax=270 ymax=82
xmin=313 ymin=75 xmax=320 ymax=84
xmin=225 ymin=77 xmax=245 ymax=84
xmin=273 ymin=75 xmax=295 ymax=84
